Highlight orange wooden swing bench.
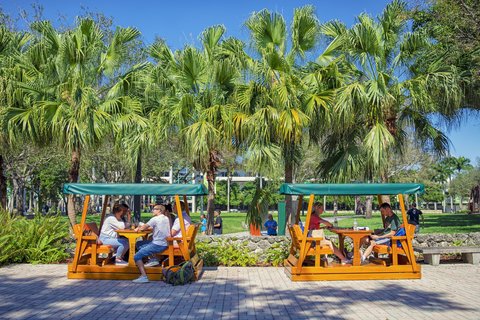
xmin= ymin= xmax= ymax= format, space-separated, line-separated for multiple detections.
xmin=280 ymin=183 xmax=423 ymax=281
xmin=65 ymin=183 xmax=206 ymax=281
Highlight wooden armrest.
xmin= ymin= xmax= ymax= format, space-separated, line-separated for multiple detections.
xmin=166 ymin=236 xmax=192 ymax=242
xmin=391 ymin=236 xmax=407 ymax=240
xmin=81 ymin=235 xmax=98 ymax=240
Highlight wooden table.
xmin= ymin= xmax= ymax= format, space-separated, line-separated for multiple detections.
xmin=115 ymin=229 xmax=151 ymax=267
xmin=331 ymin=228 xmax=372 ymax=266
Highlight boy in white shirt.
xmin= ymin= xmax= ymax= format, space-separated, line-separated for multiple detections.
xmin=132 ymin=204 xmax=170 ymax=283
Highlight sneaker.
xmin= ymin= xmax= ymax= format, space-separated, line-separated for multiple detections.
xmin=341 ymin=259 xmax=352 ymax=265
xmin=145 ymin=259 xmax=160 ymax=267
xmin=115 ymin=259 xmax=128 ymax=266
xmin=132 ymin=275 xmax=149 ymax=283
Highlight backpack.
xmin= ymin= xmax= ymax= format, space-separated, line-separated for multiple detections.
xmin=394 ymin=228 xmax=406 ymax=248
xmin=162 ymin=261 xmax=195 ymax=286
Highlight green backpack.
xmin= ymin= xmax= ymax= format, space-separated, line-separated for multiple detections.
xmin=163 ymin=261 xmax=195 ymax=286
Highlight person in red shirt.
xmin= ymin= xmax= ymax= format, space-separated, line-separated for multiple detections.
xmin=308 ymin=202 xmax=350 ymax=265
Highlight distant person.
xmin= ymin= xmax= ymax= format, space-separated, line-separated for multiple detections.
xmin=407 ymin=203 xmax=424 ymax=234
xmin=99 ymin=204 xmax=131 ymax=265
xmin=361 ymin=202 xmax=401 ymax=263
xmin=213 ymin=210 xmax=223 ymax=235
xmin=264 ymin=214 xmax=278 ymax=236
xmin=132 ymin=204 xmax=170 ymax=283
xmin=200 ymin=214 xmax=207 ymax=235
xmin=42 ymin=204 xmax=49 ymax=215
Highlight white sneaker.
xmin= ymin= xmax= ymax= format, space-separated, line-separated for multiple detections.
xmin=132 ymin=275 xmax=149 ymax=283
xmin=342 ymin=259 xmax=352 ymax=265
xmin=115 ymin=259 xmax=128 ymax=266
xmin=145 ymin=259 xmax=160 ymax=267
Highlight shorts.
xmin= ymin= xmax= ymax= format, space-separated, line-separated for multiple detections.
xmin=134 ymin=242 xmax=167 ymax=262
xmin=374 ymin=237 xmax=391 ymax=246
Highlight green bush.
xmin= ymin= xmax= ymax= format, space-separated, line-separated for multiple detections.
xmin=264 ymin=242 xmax=290 ymax=266
xmin=197 ymin=239 xmax=258 ymax=267
xmin=0 ymin=211 xmax=70 ymax=265
xmin=196 ymin=242 xmax=220 ymax=266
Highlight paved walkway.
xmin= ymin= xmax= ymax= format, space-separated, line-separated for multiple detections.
xmin=0 ymin=264 xmax=479 ymax=319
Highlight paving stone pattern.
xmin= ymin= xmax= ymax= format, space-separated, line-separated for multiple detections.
xmin=0 ymin=264 xmax=479 ymax=319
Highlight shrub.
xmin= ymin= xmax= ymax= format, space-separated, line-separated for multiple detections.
xmin=196 ymin=242 xmax=220 ymax=266
xmin=264 ymin=242 xmax=290 ymax=266
xmin=0 ymin=211 xmax=70 ymax=265
xmin=197 ymin=239 xmax=258 ymax=267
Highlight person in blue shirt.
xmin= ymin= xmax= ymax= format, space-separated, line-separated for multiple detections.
xmin=200 ymin=214 xmax=207 ymax=235
xmin=264 ymin=214 xmax=278 ymax=236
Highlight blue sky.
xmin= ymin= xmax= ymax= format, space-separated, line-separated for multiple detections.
xmin=2 ymin=0 xmax=479 ymax=163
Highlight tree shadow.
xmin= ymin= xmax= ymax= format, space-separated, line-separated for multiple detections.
xmin=423 ymin=214 xmax=480 ymax=233
xmin=0 ymin=265 xmax=476 ymax=320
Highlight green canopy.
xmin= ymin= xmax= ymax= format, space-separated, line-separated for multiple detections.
xmin=279 ymin=183 xmax=424 ymax=196
xmin=63 ymin=183 xmax=208 ymax=196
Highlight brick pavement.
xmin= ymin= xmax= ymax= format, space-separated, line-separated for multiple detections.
xmin=0 ymin=264 xmax=479 ymax=319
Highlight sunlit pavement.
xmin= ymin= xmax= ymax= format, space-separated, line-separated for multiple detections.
xmin=0 ymin=263 xmax=479 ymax=319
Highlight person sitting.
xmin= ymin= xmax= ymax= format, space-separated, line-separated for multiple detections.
xmin=164 ymin=203 xmax=175 ymax=227
xmin=361 ymin=202 xmax=401 ymax=263
xmin=171 ymin=201 xmax=191 ymax=239
xmin=99 ymin=204 xmax=131 ymax=265
xmin=309 ymin=202 xmax=350 ymax=265
xmin=132 ymin=204 xmax=170 ymax=283
xmin=264 ymin=214 xmax=278 ymax=236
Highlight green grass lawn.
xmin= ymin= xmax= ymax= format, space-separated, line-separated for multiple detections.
xmin=68 ymin=211 xmax=480 ymax=235
xmin=79 ymin=211 xmax=252 ymax=234
xmin=330 ymin=213 xmax=480 ymax=234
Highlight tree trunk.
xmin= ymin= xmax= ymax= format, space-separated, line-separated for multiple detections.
xmin=67 ymin=149 xmax=81 ymax=226
xmin=205 ymin=172 xmax=216 ymax=235
xmin=133 ymin=150 xmax=142 ymax=221
xmin=11 ymin=176 xmax=23 ymax=215
xmin=333 ymin=196 xmax=338 ymax=216
xmin=365 ymin=196 xmax=373 ymax=219
xmin=284 ymin=157 xmax=294 ymax=225
xmin=0 ymin=155 xmax=7 ymax=209
xmin=205 ymin=150 xmax=219 ymax=235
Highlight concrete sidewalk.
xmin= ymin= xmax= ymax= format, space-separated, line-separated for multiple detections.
xmin=0 ymin=264 xmax=479 ymax=319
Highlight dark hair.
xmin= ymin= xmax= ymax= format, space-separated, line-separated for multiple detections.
xmin=412 ymin=203 xmax=417 ymax=208
xmin=379 ymin=202 xmax=391 ymax=210
xmin=120 ymin=203 xmax=129 ymax=210
xmin=164 ymin=204 xmax=172 ymax=212
xmin=112 ymin=204 xmax=123 ymax=214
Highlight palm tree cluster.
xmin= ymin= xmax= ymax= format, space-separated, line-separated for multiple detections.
xmin=0 ymin=1 xmax=468 ymax=230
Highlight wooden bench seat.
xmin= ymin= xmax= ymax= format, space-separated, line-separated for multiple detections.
xmin=156 ymin=224 xmax=199 ymax=267
xmin=414 ymin=246 xmax=480 ymax=265
xmin=73 ymin=222 xmax=114 ymax=266
xmin=288 ymin=224 xmax=334 ymax=267
xmin=372 ymin=224 xmax=416 ymax=266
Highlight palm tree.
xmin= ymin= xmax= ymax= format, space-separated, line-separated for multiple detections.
xmin=146 ymin=27 xmax=240 ymax=234
xmin=236 ymin=6 xmax=334 ymax=222
xmin=454 ymin=156 xmax=472 ymax=173
xmin=317 ymin=0 xmax=463 ymax=187
xmin=0 ymin=25 xmax=33 ymax=210
xmin=4 ymin=19 xmax=140 ymax=225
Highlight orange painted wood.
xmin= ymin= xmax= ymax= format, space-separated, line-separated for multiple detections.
xmin=287 ymin=271 xmax=421 ymax=281
xmin=115 ymin=229 xmax=151 ymax=267
xmin=297 ymin=195 xmax=315 ymax=273
xmin=331 ymin=229 xmax=372 ymax=266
